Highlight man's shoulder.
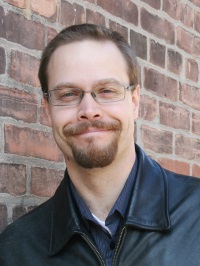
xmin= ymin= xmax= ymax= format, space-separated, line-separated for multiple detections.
xmin=164 ymin=167 xmax=200 ymax=187
xmin=163 ymin=167 xmax=200 ymax=212
xmin=0 ymin=196 xmax=54 ymax=244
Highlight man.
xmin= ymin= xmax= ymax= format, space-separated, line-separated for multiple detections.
xmin=0 ymin=24 xmax=200 ymax=266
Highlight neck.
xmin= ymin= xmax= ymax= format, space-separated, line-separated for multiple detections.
xmin=67 ymin=145 xmax=136 ymax=221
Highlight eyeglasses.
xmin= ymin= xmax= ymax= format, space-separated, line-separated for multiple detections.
xmin=44 ymin=84 xmax=135 ymax=106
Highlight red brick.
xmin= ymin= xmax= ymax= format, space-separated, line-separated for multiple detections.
xmin=159 ymin=102 xmax=190 ymax=130
xmin=0 ymin=86 xmax=38 ymax=123
xmin=130 ymin=30 xmax=147 ymax=60
xmin=47 ymin=27 xmax=58 ymax=44
xmin=141 ymin=8 xmax=175 ymax=44
xmin=0 ymin=10 xmax=45 ymax=50
xmin=194 ymin=11 xmax=200 ymax=33
xmin=193 ymin=164 xmax=200 ymax=178
xmin=4 ymin=125 xmax=64 ymax=162
xmin=0 ymin=163 xmax=26 ymax=195
xmin=139 ymin=95 xmax=158 ymax=121
xmin=141 ymin=0 xmax=161 ymax=9
xmin=192 ymin=113 xmax=200 ymax=136
xmin=31 ymin=167 xmax=64 ymax=197
xmin=180 ymin=84 xmax=200 ymax=111
xmin=31 ymin=0 xmax=57 ymax=19
xmin=144 ymin=68 xmax=178 ymax=101
xmin=97 ymin=0 xmax=138 ymax=25
xmin=158 ymin=158 xmax=190 ymax=175
xmin=163 ymin=0 xmax=193 ymax=28
xmin=150 ymin=40 xmax=165 ymax=68
xmin=4 ymin=0 xmax=26 ymax=8
xmin=0 ymin=204 xmax=7 ymax=232
xmin=109 ymin=21 xmax=128 ymax=41
xmin=175 ymin=134 xmax=200 ymax=161
xmin=142 ymin=125 xmax=173 ymax=154
xmin=186 ymin=58 xmax=199 ymax=82
xmin=0 ymin=46 xmax=5 ymax=74
xmin=60 ymin=2 xmax=85 ymax=26
xmin=9 ymin=50 xmax=40 ymax=87
xmin=167 ymin=49 xmax=182 ymax=75
xmin=180 ymin=4 xmax=193 ymax=28
xmin=177 ymin=27 xmax=193 ymax=54
xmin=177 ymin=29 xmax=200 ymax=57
xmin=86 ymin=9 xmax=106 ymax=26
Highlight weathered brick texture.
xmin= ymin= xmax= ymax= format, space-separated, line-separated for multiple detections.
xmin=4 ymin=0 xmax=26 ymax=8
xmin=30 ymin=0 xmax=57 ymax=19
xmin=186 ymin=58 xmax=199 ymax=82
xmin=159 ymin=102 xmax=190 ymax=130
xmin=142 ymin=125 xmax=173 ymax=154
xmin=5 ymin=125 xmax=63 ymax=162
xmin=31 ymin=167 xmax=64 ymax=197
xmin=150 ymin=40 xmax=165 ymax=68
xmin=0 ymin=163 xmax=26 ymax=195
xmin=141 ymin=8 xmax=175 ymax=44
xmin=180 ymin=84 xmax=200 ymax=111
xmin=9 ymin=51 xmax=40 ymax=87
xmin=144 ymin=68 xmax=178 ymax=101
xmin=0 ymin=86 xmax=38 ymax=122
xmin=0 ymin=7 xmax=45 ymax=50
xmin=175 ymin=135 xmax=200 ymax=161
xmin=167 ymin=49 xmax=183 ymax=75
xmin=0 ymin=0 xmax=199 ymax=231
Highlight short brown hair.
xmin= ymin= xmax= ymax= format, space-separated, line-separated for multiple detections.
xmin=38 ymin=24 xmax=140 ymax=93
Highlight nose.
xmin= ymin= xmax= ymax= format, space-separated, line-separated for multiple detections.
xmin=77 ymin=92 xmax=103 ymax=121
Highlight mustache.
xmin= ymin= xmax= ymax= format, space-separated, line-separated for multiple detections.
xmin=63 ymin=120 xmax=122 ymax=137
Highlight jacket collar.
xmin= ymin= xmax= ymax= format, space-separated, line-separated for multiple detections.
xmin=125 ymin=144 xmax=171 ymax=230
xmin=49 ymin=144 xmax=171 ymax=256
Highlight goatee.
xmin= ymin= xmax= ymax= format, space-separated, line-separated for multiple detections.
xmin=63 ymin=120 xmax=122 ymax=169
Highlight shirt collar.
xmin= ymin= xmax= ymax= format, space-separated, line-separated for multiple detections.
xmin=69 ymin=156 xmax=138 ymax=224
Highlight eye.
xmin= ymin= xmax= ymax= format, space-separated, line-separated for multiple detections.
xmin=55 ymin=88 xmax=80 ymax=102
xmin=98 ymin=87 xmax=118 ymax=94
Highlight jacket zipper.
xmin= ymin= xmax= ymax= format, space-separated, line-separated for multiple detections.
xmin=82 ymin=233 xmax=106 ymax=266
xmin=112 ymin=226 xmax=126 ymax=266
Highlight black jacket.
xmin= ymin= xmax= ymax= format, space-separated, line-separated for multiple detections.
xmin=1 ymin=145 xmax=200 ymax=265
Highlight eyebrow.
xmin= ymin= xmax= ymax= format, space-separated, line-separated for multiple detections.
xmin=53 ymin=78 xmax=122 ymax=90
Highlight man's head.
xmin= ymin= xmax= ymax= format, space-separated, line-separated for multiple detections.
xmin=38 ymin=24 xmax=140 ymax=94
xmin=39 ymin=24 xmax=140 ymax=169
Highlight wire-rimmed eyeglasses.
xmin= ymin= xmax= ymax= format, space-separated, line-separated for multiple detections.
xmin=44 ymin=84 xmax=136 ymax=106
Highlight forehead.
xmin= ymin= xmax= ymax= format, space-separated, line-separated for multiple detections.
xmin=47 ymin=40 xmax=129 ymax=89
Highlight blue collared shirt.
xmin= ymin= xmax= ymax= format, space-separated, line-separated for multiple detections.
xmin=69 ymin=156 xmax=138 ymax=266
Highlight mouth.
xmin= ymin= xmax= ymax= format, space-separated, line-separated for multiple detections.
xmin=74 ymin=127 xmax=109 ymax=135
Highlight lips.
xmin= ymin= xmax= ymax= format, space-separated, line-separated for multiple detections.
xmin=63 ymin=120 xmax=122 ymax=137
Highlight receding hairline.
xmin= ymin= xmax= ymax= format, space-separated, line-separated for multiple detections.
xmin=46 ymin=38 xmax=130 ymax=77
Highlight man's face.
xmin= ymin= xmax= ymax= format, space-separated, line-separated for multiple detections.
xmin=45 ymin=40 xmax=140 ymax=169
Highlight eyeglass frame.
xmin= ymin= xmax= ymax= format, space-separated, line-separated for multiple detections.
xmin=43 ymin=84 xmax=136 ymax=106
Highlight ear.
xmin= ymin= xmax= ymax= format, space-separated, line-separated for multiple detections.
xmin=132 ymin=84 xmax=140 ymax=119
xmin=43 ymin=97 xmax=53 ymax=126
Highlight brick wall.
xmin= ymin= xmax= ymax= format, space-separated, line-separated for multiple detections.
xmin=0 ymin=0 xmax=199 ymax=231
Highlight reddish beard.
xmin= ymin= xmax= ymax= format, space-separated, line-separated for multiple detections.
xmin=63 ymin=120 xmax=122 ymax=169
